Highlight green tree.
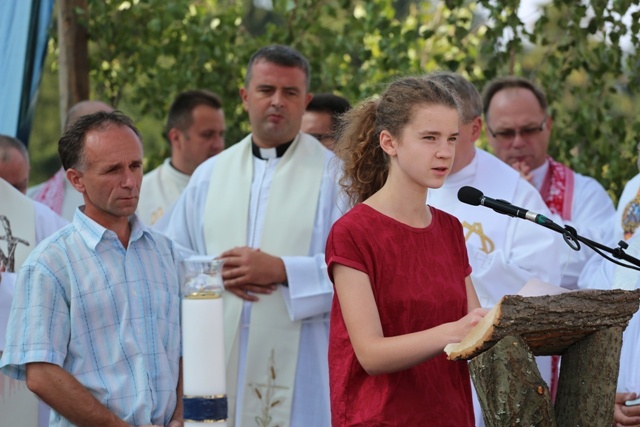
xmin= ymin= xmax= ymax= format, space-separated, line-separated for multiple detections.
xmin=30 ymin=0 xmax=640 ymax=203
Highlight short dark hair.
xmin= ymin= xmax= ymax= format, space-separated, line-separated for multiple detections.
xmin=164 ymin=89 xmax=223 ymax=142
xmin=0 ymin=134 xmax=29 ymax=164
xmin=58 ymin=111 xmax=142 ymax=171
xmin=482 ymin=76 xmax=549 ymax=120
xmin=306 ymin=93 xmax=351 ymax=129
xmin=245 ymin=45 xmax=310 ymax=91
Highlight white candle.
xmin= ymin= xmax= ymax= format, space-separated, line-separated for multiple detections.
xmin=182 ymin=295 xmax=227 ymax=426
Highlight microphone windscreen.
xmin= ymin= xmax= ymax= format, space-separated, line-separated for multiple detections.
xmin=457 ymin=186 xmax=483 ymax=206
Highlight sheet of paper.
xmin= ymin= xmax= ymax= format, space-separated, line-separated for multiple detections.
xmin=517 ymin=278 xmax=569 ymax=297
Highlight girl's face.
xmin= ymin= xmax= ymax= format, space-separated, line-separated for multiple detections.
xmin=382 ymin=103 xmax=459 ymax=191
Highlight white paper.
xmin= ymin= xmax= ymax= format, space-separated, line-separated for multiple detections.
xmin=517 ymin=278 xmax=569 ymax=297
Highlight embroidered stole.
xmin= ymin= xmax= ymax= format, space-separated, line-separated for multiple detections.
xmin=621 ymin=187 xmax=640 ymax=240
xmin=203 ymin=134 xmax=326 ymax=426
xmin=0 ymin=179 xmax=36 ymax=273
xmin=540 ymin=156 xmax=574 ymax=220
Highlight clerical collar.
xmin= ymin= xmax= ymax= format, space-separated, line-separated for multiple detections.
xmin=251 ymin=138 xmax=294 ymax=160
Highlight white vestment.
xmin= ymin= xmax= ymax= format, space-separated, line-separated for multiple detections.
xmin=159 ymin=133 xmax=345 ymax=427
xmin=428 ymin=149 xmax=564 ymax=306
xmin=1 ymin=179 xmax=68 ymax=350
xmin=579 ymin=173 xmax=640 ymax=288
xmin=529 ymin=159 xmax=615 ymax=289
xmin=427 ymin=149 xmax=564 ymax=427
xmin=578 ymin=173 xmax=640 ymax=395
xmin=137 ymin=158 xmax=190 ymax=226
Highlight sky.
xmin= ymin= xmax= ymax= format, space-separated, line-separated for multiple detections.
xmin=516 ymin=0 xmax=639 ymax=52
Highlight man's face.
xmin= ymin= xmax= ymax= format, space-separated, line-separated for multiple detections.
xmin=240 ymin=59 xmax=312 ymax=148
xmin=173 ymin=105 xmax=225 ymax=175
xmin=450 ymin=117 xmax=481 ymax=174
xmin=0 ymin=147 xmax=29 ymax=194
xmin=69 ymin=125 xmax=143 ymax=226
xmin=485 ymin=87 xmax=551 ymax=170
xmin=301 ymin=111 xmax=334 ymax=150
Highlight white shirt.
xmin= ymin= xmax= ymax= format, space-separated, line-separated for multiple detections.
xmin=137 ymin=158 xmax=190 ymax=226
xmin=158 ymin=134 xmax=346 ymax=427
xmin=530 ymin=159 xmax=616 ymax=288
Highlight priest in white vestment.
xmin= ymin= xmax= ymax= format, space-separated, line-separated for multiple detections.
xmin=426 ymin=73 xmax=566 ymax=427
xmin=0 ymin=177 xmax=67 ymax=427
xmin=577 ymin=168 xmax=640 ymax=425
xmin=159 ymin=45 xmax=345 ymax=427
xmin=137 ymin=90 xmax=226 ymax=225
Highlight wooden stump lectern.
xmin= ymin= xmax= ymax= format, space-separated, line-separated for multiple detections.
xmin=445 ymin=289 xmax=640 ymax=426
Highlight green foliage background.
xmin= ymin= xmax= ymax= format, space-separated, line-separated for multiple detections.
xmin=29 ymin=0 xmax=640 ymax=203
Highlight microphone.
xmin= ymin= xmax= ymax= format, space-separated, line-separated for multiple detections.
xmin=457 ymin=186 xmax=564 ymax=233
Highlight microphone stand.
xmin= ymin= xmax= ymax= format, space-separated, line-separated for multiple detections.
xmin=546 ymin=223 xmax=640 ymax=271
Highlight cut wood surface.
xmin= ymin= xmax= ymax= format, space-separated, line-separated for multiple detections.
xmin=445 ymin=289 xmax=640 ymax=360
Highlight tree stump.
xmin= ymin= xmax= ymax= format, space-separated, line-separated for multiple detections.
xmin=470 ymin=335 xmax=556 ymax=426
xmin=445 ymin=289 xmax=640 ymax=426
xmin=554 ymin=327 xmax=623 ymax=426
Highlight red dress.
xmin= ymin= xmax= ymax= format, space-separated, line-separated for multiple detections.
xmin=325 ymin=204 xmax=474 ymax=426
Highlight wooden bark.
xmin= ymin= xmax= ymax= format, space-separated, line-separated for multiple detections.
xmin=470 ymin=335 xmax=556 ymax=427
xmin=57 ymin=0 xmax=90 ymax=128
xmin=555 ymin=327 xmax=623 ymax=427
xmin=446 ymin=289 xmax=640 ymax=360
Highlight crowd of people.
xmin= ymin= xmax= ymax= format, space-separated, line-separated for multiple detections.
xmin=0 ymin=43 xmax=639 ymax=426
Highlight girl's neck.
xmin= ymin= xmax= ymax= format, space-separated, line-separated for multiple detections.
xmin=365 ymin=177 xmax=431 ymax=228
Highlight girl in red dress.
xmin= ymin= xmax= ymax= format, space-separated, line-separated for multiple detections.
xmin=326 ymin=76 xmax=488 ymax=426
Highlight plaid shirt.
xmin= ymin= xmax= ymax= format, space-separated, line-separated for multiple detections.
xmin=0 ymin=209 xmax=182 ymax=426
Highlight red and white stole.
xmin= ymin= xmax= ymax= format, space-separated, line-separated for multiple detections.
xmin=539 ymin=156 xmax=574 ymax=221
xmin=31 ymin=167 xmax=65 ymax=215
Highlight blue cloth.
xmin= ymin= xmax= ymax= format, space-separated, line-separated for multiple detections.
xmin=0 ymin=209 xmax=182 ymax=426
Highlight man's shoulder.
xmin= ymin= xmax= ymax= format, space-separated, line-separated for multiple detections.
xmin=23 ymin=224 xmax=76 ymax=268
xmin=476 ymin=148 xmax=522 ymax=176
xmin=572 ymin=169 xmax=610 ymax=195
xmin=142 ymin=161 xmax=166 ymax=180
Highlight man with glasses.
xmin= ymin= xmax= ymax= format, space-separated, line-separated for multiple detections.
xmin=483 ymin=76 xmax=614 ymax=290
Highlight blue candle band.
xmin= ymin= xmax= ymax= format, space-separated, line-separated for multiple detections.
xmin=183 ymin=395 xmax=228 ymax=422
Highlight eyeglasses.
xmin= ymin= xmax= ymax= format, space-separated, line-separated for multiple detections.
xmin=487 ymin=117 xmax=547 ymax=143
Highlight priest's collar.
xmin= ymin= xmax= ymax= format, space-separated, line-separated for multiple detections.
xmin=251 ymin=138 xmax=294 ymax=160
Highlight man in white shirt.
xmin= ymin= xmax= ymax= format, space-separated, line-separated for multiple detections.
xmin=29 ymin=100 xmax=114 ymax=221
xmin=482 ymin=76 xmax=615 ymax=290
xmin=137 ymin=89 xmax=226 ymax=225
xmin=160 ymin=45 xmax=344 ymax=427
xmin=425 ymin=72 xmax=564 ymax=426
